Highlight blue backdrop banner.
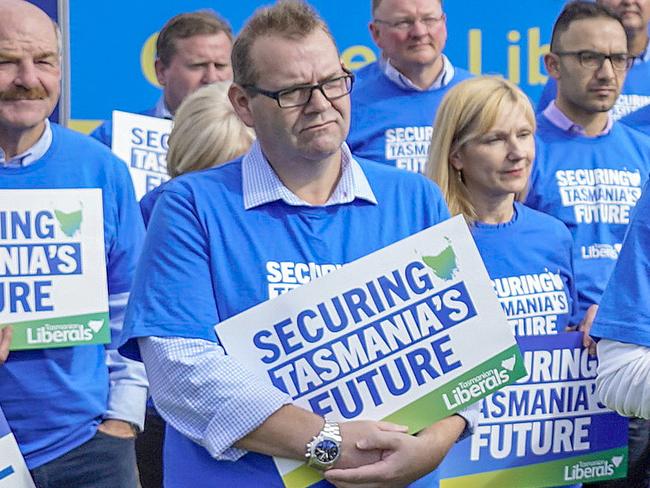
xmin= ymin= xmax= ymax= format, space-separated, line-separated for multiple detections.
xmin=67 ymin=0 xmax=566 ymax=132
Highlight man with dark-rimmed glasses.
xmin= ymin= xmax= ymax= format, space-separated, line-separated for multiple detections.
xmin=347 ymin=0 xmax=472 ymax=174
xmin=526 ymin=4 xmax=650 ymax=485
xmin=538 ymin=0 xmax=650 ymax=121
xmin=119 ymin=1 xmax=476 ymax=487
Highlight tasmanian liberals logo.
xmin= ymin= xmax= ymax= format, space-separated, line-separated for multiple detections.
xmin=441 ymin=357 xmax=515 ymax=410
xmin=26 ymin=319 xmax=104 ymax=345
xmin=563 ymin=456 xmax=624 ymax=481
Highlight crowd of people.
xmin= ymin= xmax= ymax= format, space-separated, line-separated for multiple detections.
xmin=0 ymin=0 xmax=649 ymax=486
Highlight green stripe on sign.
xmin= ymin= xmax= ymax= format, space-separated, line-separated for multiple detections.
xmin=440 ymin=447 xmax=628 ymax=487
xmin=4 ymin=311 xmax=110 ymax=350
xmin=281 ymin=345 xmax=526 ymax=488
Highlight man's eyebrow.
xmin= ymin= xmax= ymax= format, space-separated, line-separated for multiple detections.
xmin=35 ymin=51 xmax=59 ymax=59
xmin=0 ymin=50 xmax=58 ymax=61
xmin=294 ymin=70 xmax=347 ymax=86
xmin=0 ymin=52 xmax=18 ymax=61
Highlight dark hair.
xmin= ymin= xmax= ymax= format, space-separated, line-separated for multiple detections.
xmin=551 ymin=1 xmax=626 ymax=52
xmin=232 ymin=0 xmax=336 ymax=86
xmin=156 ymin=10 xmax=233 ymax=66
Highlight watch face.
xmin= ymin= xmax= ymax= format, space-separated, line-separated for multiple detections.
xmin=315 ymin=439 xmax=340 ymax=463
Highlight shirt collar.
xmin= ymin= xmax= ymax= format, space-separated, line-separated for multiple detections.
xmin=379 ymin=54 xmax=454 ymax=91
xmin=154 ymin=96 xmax=174 ymax=119
xmin=242 ymin=140 xmax=377 ymax=210
xmin=542 ymin=100 xmax=613 ymax=137
xmin=0 ymin=119 xmax=53 ymax=168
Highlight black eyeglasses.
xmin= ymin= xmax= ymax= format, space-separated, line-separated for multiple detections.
xmin=373 ymin=14 xmax=445 ymax=31
xmin=244 ymin=70 xmax=355 ymax=108
xmin=553 ymin=50 xmax=635 ymax=71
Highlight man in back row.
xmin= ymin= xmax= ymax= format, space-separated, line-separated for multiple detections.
xmin=93 ymin=13 xmax=233 ymax=486
xmin=119 ymin=1 xmax=476 ymax=487
xmin=91 ymin=10 xmax=233 ymax=146
xmin=347 ymin=0 xmax=471 ymax=174
xmin=537 ymin=0 xmax=650 ymax=120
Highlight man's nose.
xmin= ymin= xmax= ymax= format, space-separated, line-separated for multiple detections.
xmin=305 ymin=86 xmax=332 ymax=112
xmin=15 ymin=61 xmax=39 ymax=88
xmin=202 ymin=64 xmax=224 ymax=84
xmin=409 ymin=19 xmax=428 ymax=37
xmin=595 ymin=57 xmax=617 ymax=80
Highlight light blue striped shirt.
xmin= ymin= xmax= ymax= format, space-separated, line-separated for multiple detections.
xmin=242 ymin=140 xmax=377 ymax=209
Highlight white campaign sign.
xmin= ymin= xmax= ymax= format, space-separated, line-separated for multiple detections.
xmin=0 ymin=189 xmax=110 ymax=350
xmin=217 ymin=216 xmax=526 ymax=487
xmin=111 ymin=110 xmax=172 ymax=200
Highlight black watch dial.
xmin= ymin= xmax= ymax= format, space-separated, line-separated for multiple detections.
xmin=315 ymin=439 xmax=339 ymax=463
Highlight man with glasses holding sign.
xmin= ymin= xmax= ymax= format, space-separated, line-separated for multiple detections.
xmin=347 ymin=0 xmax=471 ymax=174
xmin=525 ymin=2 xmax=650 ymax=486
xmin=120 ymin=1 xmax=476 ymax=487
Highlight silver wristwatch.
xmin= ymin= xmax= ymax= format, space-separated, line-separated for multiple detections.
xmin=305 ymin=420 xmax=342 ymax=470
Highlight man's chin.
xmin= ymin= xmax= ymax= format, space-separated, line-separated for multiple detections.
xmin=594 ymin=102 xmax=617 ymax=113
xmin=300 ymin=142 xmax=343 ymax=162
xmin=0 ymin=113 xmax=48 ymax=132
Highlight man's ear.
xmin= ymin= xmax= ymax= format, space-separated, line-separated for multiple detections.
xmin=369 ymin=21 xmax=383 ymax=49
xmin=544 ymin=53 xmax=561 ymax=80
xmin=229 ymin=84 xmax=255 ymax=128
xmin=154 ymin=59 xmax=167 ymax=87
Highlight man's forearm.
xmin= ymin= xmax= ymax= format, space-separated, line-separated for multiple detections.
xmin=235 ymin=404 xmax=323 ymax=458
xmin=140 ymin=336 xmax=404 ymax=467
xmin=417 ymin=414 xmax=467 ymax=469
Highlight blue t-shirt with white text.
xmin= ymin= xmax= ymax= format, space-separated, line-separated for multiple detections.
xmin=471 ymin=203 xmax=578 ymax=336
xmin=120 ymin=158 xmax=450 ymax=487
xmin=348 ymin=62 xmax=472 ymax=174
xmin=526 ymin=115 xmax=650 ymax=314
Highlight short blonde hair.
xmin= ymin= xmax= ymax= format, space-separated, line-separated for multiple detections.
xmin=426 ymin=76 xmax=535 ymax=224
xmin=166 ymin=82 xmax=255 ymax=177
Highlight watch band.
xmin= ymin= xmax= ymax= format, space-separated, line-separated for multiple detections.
xmin=305 ymin=420 xmax=342 ymax=470
xmin=321 ymin=421 xmax=342 ymax=441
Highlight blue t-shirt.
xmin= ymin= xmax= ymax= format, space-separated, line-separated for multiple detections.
xmin=0 ymin=124 xmax=144 ymax=468
xmin=471 ymin=203 xmax=578 ymax=337
xmin=348 ymin=62 xmax=472 ymax=173
xmin=620 ymin=103 xmax=650 ymax=137
xmin=91 ymin=106 xmax=157 ymax=147
xmin=536 ymin=60 xmax=650 ymax=120
xmin=120 ymin=158 xmax=450 ymax=487
xmin=591 ymin=180 xmax=650 ymax=347
xmin=139 ymin=180 xmax=167 ymax=226
xmin=526 ymin=115 xmax=650 ymax=315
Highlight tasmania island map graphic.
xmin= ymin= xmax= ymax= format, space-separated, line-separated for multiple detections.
xmin=423 ymin=240 xmax=458 ymax=281
xmin=54 ymin=208 xmax=82 ymax=237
